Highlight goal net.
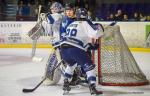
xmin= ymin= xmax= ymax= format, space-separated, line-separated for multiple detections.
xmin=93 ymin=25 xmax=149 ymax=86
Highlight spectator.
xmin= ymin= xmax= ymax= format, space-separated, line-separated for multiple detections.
xmin=123 ymin=14 xmax=129 ymax=21
xmin=63 ymin=0 xmax=75 ymax=4
xmin=114 ymin=9 xmax=123 ymax=21
xmin=45 ymin=0 xmax=57 ymax=12
xmin=75 ymin=0 xmax=85 ymax=8
xmin=87 ymin=10 xmax=96 ymax=21
xmin=0 ymin=0 xmax=6 ymax=12
xmin=146 ymin=16 xmax=150 ymax=21
xmin=86 ymin=0 xmax=96 ymax=13
xmin=17 ymin=0 xmax=24 ymax=16
xmin=0 ymin=1 xmax=2 ymax=20
xmin=28 ymin=2 xmax=35 ymax=17
xmin=107 ymin=13 xmax=115 ymax=21
xmin=85 ymin=3 xmax=89 ymax=10
xmin=22 ymin=3 xmax=30 ymax=16
xmin=139 ymin=13 xmax=146 ymax=21
xmin=131 ymin=12 xmax=140 ymax=21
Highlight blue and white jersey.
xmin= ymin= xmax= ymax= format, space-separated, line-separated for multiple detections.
xmin=41 ymin=13 xmax=63 ymax=43
xmin=60 ymin=16 xmax=75 ymax=38
xmin=59 ymin=21 xmax=104 ymax=51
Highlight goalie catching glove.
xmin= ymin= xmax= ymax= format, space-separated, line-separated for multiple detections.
xmin=94 ymin=23 xmax=104 ymax=38
xmin=39 ymin=13 xmax=48 ymax=21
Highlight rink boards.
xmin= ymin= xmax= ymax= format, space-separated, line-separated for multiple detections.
xmin=0 ymin=21 xmax=150 ymax=49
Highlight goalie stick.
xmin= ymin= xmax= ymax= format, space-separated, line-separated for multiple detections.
xmin=29 ymin=4 xmax=42 ymax=40
xmin=30 ymin=5 xmax=43 ymax=62
xmin=22 ymin=56 xmax=63 ymax=93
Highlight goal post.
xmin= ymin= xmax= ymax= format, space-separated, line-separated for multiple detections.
xmin=93 ymin=25 xmax=149 ymax=86
xmin=146 ymin=32 xmax=150 ymax=47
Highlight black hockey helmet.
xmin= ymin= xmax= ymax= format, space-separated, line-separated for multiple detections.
xmin=65 ymin=3 xmax=75 ymax=10
xmin=76 ymin=8 xmax=88 ymax=19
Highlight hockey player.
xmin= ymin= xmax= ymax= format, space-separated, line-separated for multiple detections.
xmin=40 ymin=2 xmax=64 ymax=85
xmin=59 ymin=3 xmax=76 ymax=39
xmin=40 ymin=2 xmax=63 ymax=43
xmin=41 ymin=2 xmax=77 ymax=86
xmin=58 ymin=3 xmax=80 ymax=85
xmin=58 ymin=8 xmax=104 ymax=95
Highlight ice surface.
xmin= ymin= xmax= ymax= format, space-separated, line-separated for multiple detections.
xmin=0 ymin=48 xmax=150 ymax=96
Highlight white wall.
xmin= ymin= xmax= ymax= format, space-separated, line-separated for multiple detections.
xmin=0 ymin=21 xmax=150 ymax=47
xmin=99 ymin=22 xmax=150 ymax=47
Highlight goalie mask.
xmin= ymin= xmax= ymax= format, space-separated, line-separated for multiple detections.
xmin=76 ymin=8 xmax=88 ymax=19
xmin=50 ymin=2 xmax=63 ymax=13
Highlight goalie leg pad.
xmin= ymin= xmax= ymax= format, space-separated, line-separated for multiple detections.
xmin=44 ymin=50 xmax=61 ymax=85
xmin=44 ymin=67 xmax=61 ymax=85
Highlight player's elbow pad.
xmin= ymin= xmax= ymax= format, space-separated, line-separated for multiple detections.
xmin=99 ymin=24 xmax=104 ymax=32
xmin=96 ymin=24 xmax=104 ymax=37
xmin=98 ymin=29 xmax=104 ymax=37
xmin=47 ymin=14 xmax=54 ymax=24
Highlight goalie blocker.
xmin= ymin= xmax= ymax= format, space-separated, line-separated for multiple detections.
xmin=28 ymin=21 xmax=44 ymax=40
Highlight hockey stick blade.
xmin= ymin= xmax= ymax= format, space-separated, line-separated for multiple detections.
xmin=22 ymin=88 xmax=35 ymax=93
xmin=22 ymin=77 xmax=46 ymax=93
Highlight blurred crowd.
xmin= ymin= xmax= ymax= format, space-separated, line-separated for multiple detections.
xmin=0 ymin=0 xmax=150 ymax=21
xmin=16 ymin=0 xmax=96 ymax=21
xmin=16 ymin=0 xmax=38 ymax=21
xmin=106 ymin=9 xmax=150 ymax=21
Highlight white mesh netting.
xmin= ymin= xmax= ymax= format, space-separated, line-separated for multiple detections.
xmin=93 ymin=25 xmax=149 ymax=86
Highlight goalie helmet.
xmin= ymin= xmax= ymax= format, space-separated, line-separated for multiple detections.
xmin=50 ymin=2 xmax=63 ymax=13
xmin=76 ymin=8 xmax=88 ymax=19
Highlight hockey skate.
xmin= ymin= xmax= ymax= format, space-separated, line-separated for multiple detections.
xmin=69 ymin=65 xmax=88 ymax=86
xmin=69 ymin=71 xmax=78 ymax=86
xmin=70 ymin=75 xmax=88 ymax=86
xmin=63 ymin=79 xmax=71 ymax=95
xmin=89 ymin=84 xmax=103 ymax=95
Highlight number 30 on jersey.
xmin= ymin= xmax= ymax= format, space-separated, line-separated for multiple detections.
xmin=66 ymin=28 xmax=77 ymax=36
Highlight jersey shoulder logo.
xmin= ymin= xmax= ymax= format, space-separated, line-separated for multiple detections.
xmin=62 ymin=20 xmax=68 ymax=27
